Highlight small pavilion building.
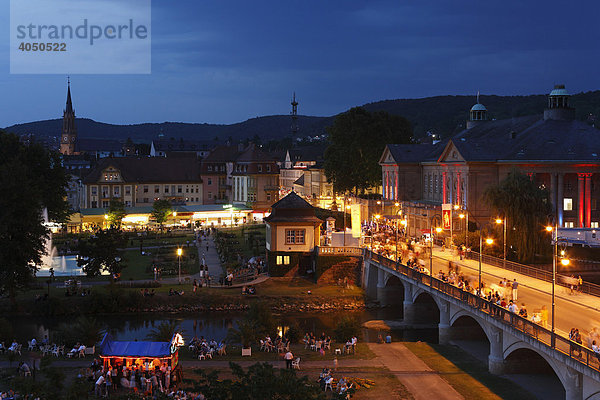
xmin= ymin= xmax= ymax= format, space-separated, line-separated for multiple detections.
xmin=264 ymin=191 xmax=323 ymax=275
xmin=97 ymin=333 xmax=184 ymax=370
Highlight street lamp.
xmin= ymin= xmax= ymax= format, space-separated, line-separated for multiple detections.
xmin=172 ymin=211 xmax=177 ymax=229
xmin=177 ymin=247 xmax=183 ymax=284
xmin=478 ymin=233 xmax=494 ymax=295
xmin=545 ymin=224 xmax=569 ymax=347
xmin=496 ymin=217 xmax=507 ymax=269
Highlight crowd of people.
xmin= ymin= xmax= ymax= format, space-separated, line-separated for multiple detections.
xmin=317 ymin=368 xmax=353 ymax=398
xmin=189 ymin=336 xmax=226 ymax=358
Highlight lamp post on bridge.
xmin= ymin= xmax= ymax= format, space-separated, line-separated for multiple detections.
xmin=546 ymin=223 xmax=570 ymax=348
xmin=495 ymin=216 xmax=507 ymax=270
xmin=478 ymin=225 xmax=494 ymax=295
xmin=429 ymin=214 xmax=442 ymax=286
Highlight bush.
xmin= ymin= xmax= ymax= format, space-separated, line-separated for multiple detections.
xmin=0 ymin=318 xmax=14 ymax=343
xmin=333 ymin=315 xmax=361 ymax=343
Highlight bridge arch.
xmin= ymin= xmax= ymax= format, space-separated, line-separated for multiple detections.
xmin=449 ymin=310 xmax=493 ymax=343
xmin=411 ymin=290 xmax=440 ymax=324
xmin=378 ymin=274 xmax=405 ymax=306
xmin=503 ymin=342 xmax=568 ymax=394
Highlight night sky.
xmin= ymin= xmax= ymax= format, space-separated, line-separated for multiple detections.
xmin=1 ymin=0 xmax=599 ymax=127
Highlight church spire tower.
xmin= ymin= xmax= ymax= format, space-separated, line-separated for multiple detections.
xmin=60 ymin=78 xmax=78 ymax=155
xmin=290 ymin=92 xmax=298 ymax=135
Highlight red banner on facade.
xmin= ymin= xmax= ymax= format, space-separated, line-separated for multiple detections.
xmin=442 ymin=209 xmax=451 ymax=230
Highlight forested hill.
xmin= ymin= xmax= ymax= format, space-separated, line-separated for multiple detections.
xmin=5 ymin=91 xmax=600 ymax=142
xmin=362 ymin=91 xmax=600 ymax=137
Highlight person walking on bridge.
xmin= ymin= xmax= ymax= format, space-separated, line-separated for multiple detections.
xmin=512 ymin=278 xmax=519 ymax=301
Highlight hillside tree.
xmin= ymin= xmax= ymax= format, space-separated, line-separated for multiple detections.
xmin=0 ymin=132 xmax=69 ymax=305
xmin=324 ymin=107 xmax=413 ymax=195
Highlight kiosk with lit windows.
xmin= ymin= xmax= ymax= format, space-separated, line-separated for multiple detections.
xmin=97 ymin=332 xmax=185 ymax=370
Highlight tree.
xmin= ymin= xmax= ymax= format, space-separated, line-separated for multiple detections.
xmin=324 ymin=107 xmax=413 ymax=194
xmin=76 ymin=229 xmax=127 ymax=276
xmin=0 ymin=132 xmax=69 ymax=305
xmin=484 ymin=169 xmax=553 ymax=263
xmin=107 ymin=199 xmax=126 ymax=229
xmin=152 ymin=199 xmax=172 ymax=231
xmin=191 ymin=362 xmax=326 ymax=400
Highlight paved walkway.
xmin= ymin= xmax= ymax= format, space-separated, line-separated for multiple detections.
xmin=196 ymin=231 xmax=224 ymax=281
xmin=367 ymin=342 xmax=463 ymax=400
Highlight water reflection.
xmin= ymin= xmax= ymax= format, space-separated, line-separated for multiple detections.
xmin=9 ymin=308 xmax=438 ymax=344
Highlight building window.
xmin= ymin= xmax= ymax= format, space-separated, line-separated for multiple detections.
xmin=285 ymin=229 xmax=305 ymax=245
xmin=125 ymin=186 xmax=131 ymax=195
xmin=143 ymin=198 xmax=149 ymax=203
xmin=101 ymin=186 xmax=109 ymax=198
xmin=564 ymin=221 xmax=574 ymax=228
xmin=102 ymin=200 xmax=109 ymax=207
xmin=91 ymin=201 xmax=97 ymax=208
xmin=276 ymin=255 xmax=290 ymax=265
xmin=143 ymin=186 xmax=149 ymax=193
xmin=267 ymin=165 xmax=271 ymax=172
xmin=91 ymin=186 xmax=98 ymax=195
xmin=178 ymin=185 xmax=182 ymax=193
xmin=208 ymin=178 xmax=212 ymax=185
xmin=165 ymin=186 xmax=169 ymax=193
xmin=258 ymin=165 xmax=262 ymax=172
xmin=113 ymin=186 xmax=120 ymax=197
xmin=208 ymin=192 xmax=212 ymax=199
xmin=564 ymin=198 xmax=573 ymax=211
xmin=591 ymin=222 xmax=599 ymax=228
xmin=154 ymin=185 xmax=160 ymax=193
xmin=267 ymin=193 xmax=271 ymax=201
xmin=207 ymin=165 xmax=213 ymax=172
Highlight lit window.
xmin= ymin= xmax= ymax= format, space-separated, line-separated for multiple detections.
xmin=564 ymin=221 xmax=574 ymax=228
xmin=591 ymin=222 xmax=599 ymax=228
xmin=285 ymin=229 xmax=305 ymax=245
xmin=276 ymin=256 xmax=290 ymax=265
xmin=564 ymin=198 xmax=573 ymax=211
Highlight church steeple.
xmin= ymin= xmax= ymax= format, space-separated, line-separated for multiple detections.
xmin=60 ymin=78 xmax=78 ymax=155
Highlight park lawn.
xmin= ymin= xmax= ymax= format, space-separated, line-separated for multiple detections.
xmin=404 ymin=342 xmax=537 ymax=400
xmin=127 ymin=232 xmax=197 ymax=248
xmin=255 ymin=277 xmax=364 ymax=298
xmin=179 ymin=343 xmax=375 ymax=363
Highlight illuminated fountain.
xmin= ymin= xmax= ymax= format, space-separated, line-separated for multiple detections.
xmin=36 ymin=208 xmax=82 ymax=277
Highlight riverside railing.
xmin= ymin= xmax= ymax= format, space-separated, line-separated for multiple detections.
xmin=464 ymin=251 xmax=600 ymax=297
xmin=366 ymin=249 xmax=600 ymax=373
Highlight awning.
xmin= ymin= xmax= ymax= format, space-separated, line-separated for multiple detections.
xmin=98 ymin=333 xmax=172 ymax=358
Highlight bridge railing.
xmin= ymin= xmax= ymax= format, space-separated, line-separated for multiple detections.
xmin=366 ymin=249 xmax=600 ymax=373
xmin=464 ymin=251 xmax=600 ymax=297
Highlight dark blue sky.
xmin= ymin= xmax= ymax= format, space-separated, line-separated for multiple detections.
xmin=1 ymin=0 xmax=599 ymax=127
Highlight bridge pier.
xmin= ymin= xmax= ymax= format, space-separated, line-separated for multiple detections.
xmin=438 ymin=300 xmax=451 ymax=345
xmin=488 ymin=327 xmax=505 ymax=375
xmin=565 ymin=367 xmax=583 ymax=400
xmin=403 ymin=284 xmax=415 ymax=323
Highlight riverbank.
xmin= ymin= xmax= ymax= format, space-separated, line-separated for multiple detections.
xmin=1 ymin=277 xmax=368 ymax=316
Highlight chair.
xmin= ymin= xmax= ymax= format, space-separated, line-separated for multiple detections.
xmin=28 ymin=341 xmax=34 ymax=351
xmin=259 ymin=340 xmax=266 ymax=352
xmin=310 ymin=344 xmax=316 ymax=351
xmin=16 ymin=344 xmax=22 ymax=355
xmin=218 ymin=345 xmax=226 ymax=356
xmin=335 ymin=348 xmax=342 ymax=355
xmin=291 ymin=357 xmax=300 ymax=370
xmin=205 ymin=350 xmax=213 ymax=359
xmin=324 ymin=379 xmax=333 ymax=392
xmin=52 ymin=347 xmax=61 ymax=357
xmin=198 ymin=354 xmax=205 ymax=360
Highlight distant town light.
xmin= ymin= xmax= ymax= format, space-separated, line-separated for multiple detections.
xmin=546 ymin=226 xmax=553 ymax=232
xmin=496 ymin=218 xmax=503 ymax=224
xmin=561 ymin=258 xmax=570 ymax=266
xmin=486 ymin=238 xmax=494 ymax=245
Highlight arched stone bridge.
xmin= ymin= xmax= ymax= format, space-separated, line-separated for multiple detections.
xmin=363 ymin=250 xmax=600 ymax=400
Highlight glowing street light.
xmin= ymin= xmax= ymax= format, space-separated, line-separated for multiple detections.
xmin=177 ymin=247 xmax=183 ymax=284
xmin=496 ymin=217 xmax=507 ymax=269
xmin=478 ymin=234 xmax=494 ymax=295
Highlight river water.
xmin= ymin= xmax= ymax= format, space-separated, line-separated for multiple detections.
xmin=8 ymin=308 xmax=437 ymax=344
